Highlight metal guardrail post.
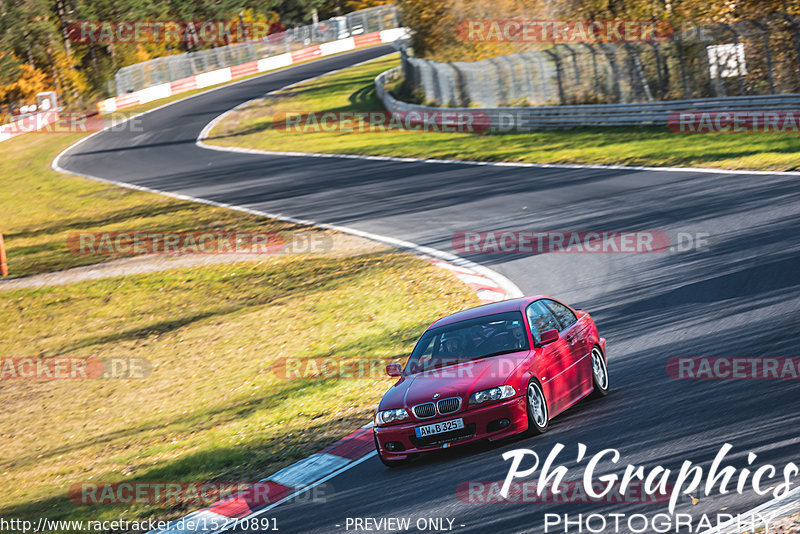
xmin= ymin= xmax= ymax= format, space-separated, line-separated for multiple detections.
xmin=561 ymin=45 xmax=581 ymax=85
xmin=472 ymin=61 xmax=495 ymax=107
xmin=512 ymin=53 xmax=536 ymax=105
xmin=439 ymin=62 xmax=461 ymax=106
xmin=542 ymin=49 xmax=565 ymax=105
xmin=430 ymin=62 xmax=445 ymax=104
xmin=481 ymin=58 xmax=496 ymax=107
xmin=673 ymin=31 xmax=691 ymax=99
xmin=416 ymin=58 xmax=439 ymax=104
xmin=495 ymin=55 xmax=520 ymax=104
xmin=644 ymin=42 xmax=666 ymax=99
xmin=599 ymin=43 xmax=623 ymax=103
xmin=451 ymin=61 xmax=475 ymax=106
xmin=534 ymin=52 xmax=555 ymax=103
xmin=750 ymin=20 xmax=776 ymax=94
xmin=580 ymin=43 xmax=601 ymax=98
xmin=623 ymin=42 xmax=653 ymax=102
xmin=449 ymin=62 xmax=467 ymax=106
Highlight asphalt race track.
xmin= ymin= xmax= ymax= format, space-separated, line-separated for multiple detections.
xmin=57 ymin=45 xmax=800 ymax=533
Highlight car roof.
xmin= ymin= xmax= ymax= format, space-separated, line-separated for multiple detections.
xmin=428 ymin=296 xmax=548 ymax=329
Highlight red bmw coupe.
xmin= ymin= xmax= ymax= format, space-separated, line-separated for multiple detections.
xmin=373 ymin=296 xmax=608 ymax=466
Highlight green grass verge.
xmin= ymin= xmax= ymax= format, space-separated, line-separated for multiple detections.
xmin=206 ymin=53 xmax=800 ymax=172
xmin=0 ymin=71 xmax=478 ymax=529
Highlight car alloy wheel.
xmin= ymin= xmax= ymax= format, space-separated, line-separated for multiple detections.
xmin=591 ymin=347 xmax=610 ymax=396
xmin=526 ymin=379 xmax=549 ymax=434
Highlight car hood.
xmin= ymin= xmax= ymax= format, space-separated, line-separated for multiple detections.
xmin=379 ymin=350 xmax=530 ymax=411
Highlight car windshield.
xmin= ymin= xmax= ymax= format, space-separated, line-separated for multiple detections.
xmin=404 ymin=311 xmax=529 ymax=375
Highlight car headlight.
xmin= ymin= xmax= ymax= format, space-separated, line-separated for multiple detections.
xmin=375 ymin=408 xmax=409 ymax=425
xmin=469 ymin=385 xmax=516 ymax=405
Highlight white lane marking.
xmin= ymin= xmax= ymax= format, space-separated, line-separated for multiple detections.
xmin=196 ymin=79 xmax=800 ymax=178
xmin=198 ymin=143 xmax=800 ymax=177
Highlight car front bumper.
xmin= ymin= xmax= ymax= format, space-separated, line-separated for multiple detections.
xmin=374 ymin=395 xmax=528 ymax=461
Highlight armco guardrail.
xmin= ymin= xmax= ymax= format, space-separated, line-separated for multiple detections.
xmin=376 ymin=66 xmax=800 ymax=130
xmin=98 ymin=28 xmax=408 ymax=115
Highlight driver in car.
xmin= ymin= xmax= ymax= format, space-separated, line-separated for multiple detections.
xmin=441 ymin=332 xmax=466 ymax=357
xmin=508 ymin=321 xmax=526 ymax=349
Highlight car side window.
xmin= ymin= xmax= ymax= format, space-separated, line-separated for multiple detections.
xmin=544 ymin=299 xmax=577 ymax=331
xmin=525 ymin=301 xmax=561 ymax=345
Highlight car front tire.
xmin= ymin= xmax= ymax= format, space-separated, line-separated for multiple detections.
xmin=591 ymin=346 xmax=610 ymax=397
xmin=526 ymin=379 xmax=549 ymax=434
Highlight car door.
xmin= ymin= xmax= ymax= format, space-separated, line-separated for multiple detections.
xmin=543 ymin=299 xmax=592 ymax=401
xmin=525 ymin=300 xmax=573 ymax=415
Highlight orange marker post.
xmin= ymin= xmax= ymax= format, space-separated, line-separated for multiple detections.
xmin=0 ymin=233 xmax=7 ymax=276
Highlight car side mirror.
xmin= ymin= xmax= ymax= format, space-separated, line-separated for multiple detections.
xmin=539 ymin=329 xmax=559 ymax=345
xmin=386 ymin=363 xmax=403 ymax=377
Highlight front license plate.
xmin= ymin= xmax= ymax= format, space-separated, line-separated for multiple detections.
xmin=415 ymin=418 xmax=464 ymax=437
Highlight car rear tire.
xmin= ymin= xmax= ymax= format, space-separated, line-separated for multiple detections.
xmin=591 ymin=346 xmax=610 ymax=397
xmin=374 ymin=433 xmax=407 ymax=468
xmin=526 ymin=379 xmax=549 ymax=434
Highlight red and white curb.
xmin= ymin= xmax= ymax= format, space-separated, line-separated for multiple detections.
xmin=96 ymin=28 xmax=408 ymax=115
xmin=148 ymin=423 xmax=375 ymax=534
xmin=147 ymin=424 xmax=378 ymax=533
xmin=424 ymin=258 xmax=511 ymax=303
